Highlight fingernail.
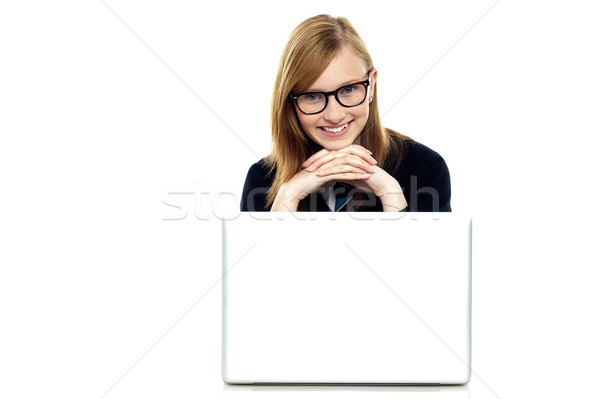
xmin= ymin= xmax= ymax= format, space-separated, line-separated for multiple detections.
xmin=307 ymin=165 xmax=314 ymax=171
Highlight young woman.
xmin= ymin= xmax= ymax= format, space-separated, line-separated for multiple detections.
xmin=241 ymin=14 xmax=451 ymax=212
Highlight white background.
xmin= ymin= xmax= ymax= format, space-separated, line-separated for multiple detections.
xmin=1 ymin=1 xmax=599 ymax=398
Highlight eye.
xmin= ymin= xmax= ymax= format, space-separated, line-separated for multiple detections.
xmin=301 ymin=93 xmax=323 ymax=102
xmin=342 ymin=85 xmax=356 ymax=94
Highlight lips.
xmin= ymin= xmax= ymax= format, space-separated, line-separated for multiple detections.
xmin=318 ymin=120 xmax=352 ymax=137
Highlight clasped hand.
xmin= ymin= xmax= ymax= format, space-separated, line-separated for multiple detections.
xmin=271 ymin=144 xmax=407 ymax=212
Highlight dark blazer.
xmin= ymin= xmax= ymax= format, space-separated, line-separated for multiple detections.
xmin=240 ymin=140 xmax=451 ymax=212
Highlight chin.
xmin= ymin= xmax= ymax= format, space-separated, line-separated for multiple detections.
xmin=312 ymin=134 xmax=359 ymax=152
xmin=321 ymin=141 xmax=350 ymax=151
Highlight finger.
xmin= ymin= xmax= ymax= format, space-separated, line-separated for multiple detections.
xmin=315 ymin=154 xmax=376 ymax=175
xmin=316 ymin=164 xmax=374 ymax=177
xmin=339 ymin=144 xmax=377 ymax=165
xmin=302 ymin=149 xmax=330 ymax=169
xmin=309 ymin=151 xmax=367 ymax=172
xmin=306 ymin=151 xmax=345 ymax=171
xmin=345 ymin=143 xmax=372 ymax=155
xmin=305 ymin=145 xmax=376 ymax=172
xmin=322 ymin=171 xmax=372 ymax=181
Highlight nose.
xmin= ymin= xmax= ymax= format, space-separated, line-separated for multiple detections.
xmin=322 ymin=94 xmax=345 ymax=124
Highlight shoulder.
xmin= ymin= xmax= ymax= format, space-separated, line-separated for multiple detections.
xmin=391 ymin=138 xmax=451 ymax=211
xmin=241 ymin=157 xmax=275 ymax=212
xmin=400 ymin=139 xmax=445 ymax=170
xmin=383 ymin=137 xmax=447 ymax=176
xmin=245 ymin=157 xmax=275 ymax=185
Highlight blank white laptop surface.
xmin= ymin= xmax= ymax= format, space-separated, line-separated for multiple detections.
xmin=222 ymin=212 xmax=471 ymax=385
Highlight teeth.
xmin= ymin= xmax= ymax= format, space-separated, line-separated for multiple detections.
xmin=322 ymin=122 xmax=348 ymax=133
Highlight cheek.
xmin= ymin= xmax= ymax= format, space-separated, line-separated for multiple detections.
xmin=351 ymin=107 xmax=371 ymax=146
xmin=298 ymin=114 xmax=317 ymax=132
xmin=353 ymin=104 xmax=370 ymax=125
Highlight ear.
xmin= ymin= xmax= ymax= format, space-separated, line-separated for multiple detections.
xmin=369 ymin=67 xmax=378 ymax=101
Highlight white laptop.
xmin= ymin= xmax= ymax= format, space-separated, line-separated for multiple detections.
xmin=222 ymin=212 xmax=471 ymax=385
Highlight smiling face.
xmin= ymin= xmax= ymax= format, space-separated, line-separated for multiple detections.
xmin=294 ymin=45 xmax=377 ymax=151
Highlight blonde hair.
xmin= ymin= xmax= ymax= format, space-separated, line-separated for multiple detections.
xmin=265 ymin=14 xmax=410 ymax=209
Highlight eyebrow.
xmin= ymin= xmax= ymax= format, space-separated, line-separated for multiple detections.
xmin=306 ymin=76 xmax=366 ymax=92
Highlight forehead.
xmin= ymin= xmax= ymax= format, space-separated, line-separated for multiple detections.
xmin=307 ymin=46 xmax=368 ymax=91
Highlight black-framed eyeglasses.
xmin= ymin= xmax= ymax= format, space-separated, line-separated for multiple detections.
xmin=289 ymin=70 xmax=372 ymax=115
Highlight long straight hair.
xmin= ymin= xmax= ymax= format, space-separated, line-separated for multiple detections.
xmin=265 ymin=14 xmax=411 ymax=209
